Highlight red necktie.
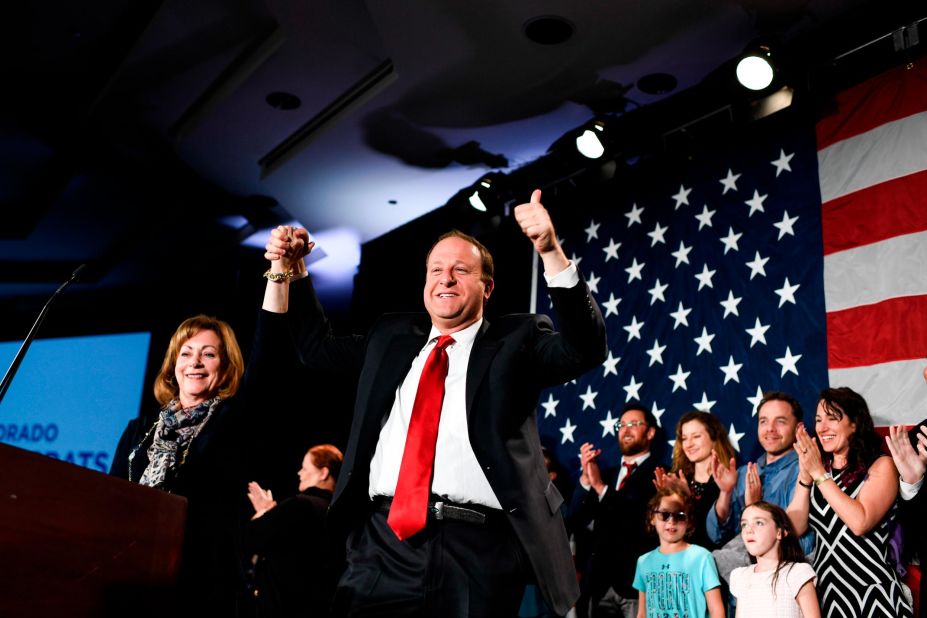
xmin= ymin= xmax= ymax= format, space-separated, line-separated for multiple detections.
xmin=388 ymin=335 xmax=455 ymax=540
xmin=618 ymin=462 xmax=638 ymax=491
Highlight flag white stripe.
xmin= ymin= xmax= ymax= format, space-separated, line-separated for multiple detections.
xmin=818 ymin=111 xmax=927 ymax=203
xmin=823 ymin=230 xmax=927 ymax=313
xmin=829 ymin=359 xmax=927 ymax=425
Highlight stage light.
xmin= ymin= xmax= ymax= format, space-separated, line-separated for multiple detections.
xmin=464 ymin=173 xmax=510 ymax=214
xmin=736 ymin=45 xmax=775 ymax=91
xmin=575 ymin=120 xmax=607 ymax=159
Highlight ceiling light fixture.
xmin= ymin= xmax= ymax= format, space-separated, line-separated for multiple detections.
xmin=575 ymin=120 xmax=607 ymax=159
xmin=736 ymin=45 xmax=775 ymax=91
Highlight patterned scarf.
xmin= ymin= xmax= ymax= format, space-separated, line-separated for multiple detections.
xmin=139 ymin=397 xmax=221 ymax=488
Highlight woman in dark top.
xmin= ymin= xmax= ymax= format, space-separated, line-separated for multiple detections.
xmin=111 ymin=314 xmax=273 ymax=616
xmin=245 ymin=444 xmax=345 ymax=618
xmin=656 ymin=410 xmax=737 ymax=550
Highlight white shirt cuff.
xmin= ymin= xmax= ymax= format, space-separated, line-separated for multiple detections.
xmin=544 ymin=261 xmax=579 ymax=288
xmin=900 ymin=476 xmax=924 ymax=500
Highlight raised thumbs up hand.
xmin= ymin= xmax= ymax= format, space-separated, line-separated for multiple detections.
xmin=513 ymin=189 xmax=570 ymax=274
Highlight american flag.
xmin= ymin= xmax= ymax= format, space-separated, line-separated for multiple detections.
xmin=819 ymin=59 xmax=927 ymax=426
xmin=536 ymin=57 xmax=927 ymax=477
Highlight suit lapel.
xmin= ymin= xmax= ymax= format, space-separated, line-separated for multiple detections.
xmin=465 ymin=319 xmax=500 ymax=421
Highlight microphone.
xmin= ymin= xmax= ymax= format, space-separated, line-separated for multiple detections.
xmin=0 ymin=264 xmax=87 ymax=406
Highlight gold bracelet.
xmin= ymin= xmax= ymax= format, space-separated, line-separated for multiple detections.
xmin=813 ymin=473 xmax=832 ymax=487
xmin=263 ymin=269 xmax=294 ymax=283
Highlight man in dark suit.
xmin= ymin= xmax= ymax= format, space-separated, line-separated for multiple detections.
xmin=886 ymin=362 xmax=927 ymax=618
xmin=262 ymin=189 xmax=607 ymax=617
xmin=570 ymin=403 xmax=660 ymax=618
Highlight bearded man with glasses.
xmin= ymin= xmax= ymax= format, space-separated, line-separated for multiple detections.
xmin=570 ymin=402 xmax=662 ymax=618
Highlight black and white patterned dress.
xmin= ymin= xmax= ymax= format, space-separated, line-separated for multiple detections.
xmin=809 ymin=463 xmax=913 ymax=618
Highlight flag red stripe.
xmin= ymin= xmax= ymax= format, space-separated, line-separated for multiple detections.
xmin=816 ymin=59 xmax=927 ymax=150
xmin=826 ymin=295 xmax=927 ymax=369
xmin=822 ymin=169 xmax=927 ymax=255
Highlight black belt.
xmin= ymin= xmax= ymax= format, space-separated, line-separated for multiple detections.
xmin=374 ymin=496 xmax=500 ymax=525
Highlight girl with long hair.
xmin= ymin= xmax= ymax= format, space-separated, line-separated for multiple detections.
xmin=731 ymin=501 xmax=819 ymax=617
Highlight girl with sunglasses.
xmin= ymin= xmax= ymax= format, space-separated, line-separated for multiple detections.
xmin=633 ymin=488 xmax=725 ymax=618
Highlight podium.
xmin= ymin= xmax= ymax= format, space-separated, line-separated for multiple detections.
xmin=0 ymin=443 xmax=187 ymax=617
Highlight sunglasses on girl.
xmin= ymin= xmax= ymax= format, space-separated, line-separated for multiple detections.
xmin=653 ymin=510 xmax=688 ymax=522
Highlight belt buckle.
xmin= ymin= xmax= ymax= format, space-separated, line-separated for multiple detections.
xmin=433 ymin=501 xmax=445 ymax=520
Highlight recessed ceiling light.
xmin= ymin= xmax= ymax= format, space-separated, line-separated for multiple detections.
xmin=637 ymin=73 xmax=677 ymax=95
xmin=523 ymin=16 xmax=574 ymax=45
xmin=265 ymin=92 xmax=301 ymax=110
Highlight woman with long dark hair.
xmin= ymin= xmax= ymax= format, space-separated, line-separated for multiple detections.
xmin=787 ymin=387 xmax=912 ymax=617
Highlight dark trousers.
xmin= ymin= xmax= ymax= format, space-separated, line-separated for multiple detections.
xmin=333 ymin=509 xmax=529 ymax=617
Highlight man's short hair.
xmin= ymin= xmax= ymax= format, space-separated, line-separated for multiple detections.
xmin=621 ymin=401 xmax=658 ymax=428
xmin=757 ymin=391 xmax=803 ymax=422
xmin=425 ymin=229 xmax=494 ymax=283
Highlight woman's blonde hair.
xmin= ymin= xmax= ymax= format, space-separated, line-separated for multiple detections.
xmin=153 ymin=315 xmax=244 ymax=405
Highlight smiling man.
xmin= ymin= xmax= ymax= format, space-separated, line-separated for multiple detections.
xmin=708 ymin=391 xmax=815 ymax=584
xmin=262 ymin=189 xmax=607 ymax=617
xmin=571 ymin=403 xmax=661 ymax=618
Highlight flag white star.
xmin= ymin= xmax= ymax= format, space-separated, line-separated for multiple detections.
xmin=775 ymin=277 xmax=800 ymax=307
xmin=623 ymin=315 xmax=645 ymax=341
xmin=623 ymin=375 xmax=644 ymax=401
xmin=745 ymin=317 xmax=770 ymax=347
xmin=648 ymin=279 xmax=668 ymax=305
xmin=647 ymin=222 xmax=668 ymax=246
xmin=694 ymin=327 xmax=715 ymax=356
xmin=672 ymin=185 xmax=692 ymax=209
xmin=602 ymin=238 xmax=621 ymax=262
xmin=720 ymin=355 xmax=743 ymax=384
xmin=625 ymin=258 xmax=645 ymax=283
xmin=602 ymin=293 xmax=621 ymax=317
xmin=719 ymin=168 xmax=741 ymax=194
xmin=748 ymin=386 xmax=764 ymax=416
xmin=602 ymin=351 xmax=620 ymax=377
xmin=771 ymin=149 xmax=794 ymax=177
xmin=776 ymin=346 xmax=802 ymax=377
xmin=669 ymin=364 xmax=691 ymax=392
xmin=728 ymin=423 xmax=746 ymax=452
xmin=671 ymin=241 xmax=692 ymax=268
xmin=694 ymin=263 xmax=716 ymax=290
xmin=579 ymin=385 xmax=598 ymax=410
xmin=719 ymin=290 xmax=743 ymax=318
xmin=625 ymin=203 xmax=644 ymax=227
xmin=587 ymin=271 xmax=601 ymax=294
xmin=745 ymin=251 xmax=769 ymax=280
xmin=584 ymin=220 xmax=601 ymax=241
xmin=560 ymin=418 xmax=577 ymax=444
xmin=773 ymin=210 xmax=799 ymax=240
xmin=646 ymin=340 xmax=667 ymax=366
xmin=745 ymin=190 xmax=767 ymax=217
xmin=719 ymin=227 xmax=742 ymax=254
xmin=570 ymin=252 xmax=583 ymax=267
xmin=651 ymin=401 xmax=666 ymax=427
xmin=599 ymin=410 xmax=619 ymax=437
xmin=693 ymin=392 xmax=716 ymax=413
xmin=541 ymin=393 xmax=559 ymax=418
xmin=694 ymin=205 xmax=716 ymax=230
xmin=670 ymin=302 xmax=692 ymax=329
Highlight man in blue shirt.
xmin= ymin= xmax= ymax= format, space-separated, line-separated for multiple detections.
xmin=708 ymin=391 xmax=815 ymax=582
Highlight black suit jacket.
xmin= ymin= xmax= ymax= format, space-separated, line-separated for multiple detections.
xmin=273 ymin=274 xmax=607 ymax=615
xmin=569 ymin=455 xmax=659 ymax=600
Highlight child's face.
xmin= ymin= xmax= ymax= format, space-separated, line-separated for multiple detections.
xmin=652 ymin=497 xmax=688 ymax=544
xmin=740 ymin=505 xmax=781 ymax=558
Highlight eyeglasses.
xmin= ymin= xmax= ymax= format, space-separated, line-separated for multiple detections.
xmin=614 ymin=420 xmax=648 ymax=430
xmin=653 ymin=510 xmax=688 ymax=522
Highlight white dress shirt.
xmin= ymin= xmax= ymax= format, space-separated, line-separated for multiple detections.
xmin=368 ymin=261 xmax=580 ymax=507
